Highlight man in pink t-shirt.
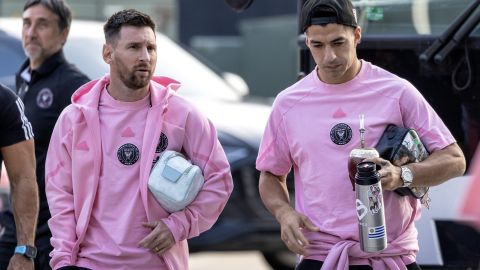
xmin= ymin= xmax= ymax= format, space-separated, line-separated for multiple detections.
xmin=256 ymin=0 xmax=466 ymax=269
xmin=45 ymin=9 xmax=233 ymax=270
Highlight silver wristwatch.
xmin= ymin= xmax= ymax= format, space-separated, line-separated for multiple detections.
xmin=400 ymin=166 xmax=413 ymax=187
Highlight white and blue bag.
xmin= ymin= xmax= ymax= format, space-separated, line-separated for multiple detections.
xmin=148 ymin=150 xmax=204 ymax=213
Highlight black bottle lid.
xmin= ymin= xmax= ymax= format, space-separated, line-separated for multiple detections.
xmin=355 ymin=161 xmax=380 ymax=185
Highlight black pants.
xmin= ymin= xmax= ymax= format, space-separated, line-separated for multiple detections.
xmin=296 ymin=259 xmax=422 ymax=270
xmin=0 ymin=241 xmax=51 ymax=270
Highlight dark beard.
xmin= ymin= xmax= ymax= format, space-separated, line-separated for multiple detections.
xmin=120 ymin=71 xmax=151 ymax=90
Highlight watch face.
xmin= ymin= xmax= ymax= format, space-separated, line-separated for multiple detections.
xmin=25 ymin=246 xmax=37 ymax=258
xmin=401 ymin=167 xmax=413 ymax=186
xmin=403 ymin=171 xmax=413 ymax=181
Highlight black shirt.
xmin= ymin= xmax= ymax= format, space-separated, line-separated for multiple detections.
xmin=0 ymin=84 xmax=34 ymax=165
xmin=13 ymin=50 xmax=90 ymax=241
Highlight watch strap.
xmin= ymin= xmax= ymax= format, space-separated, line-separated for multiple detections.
xmin=15 ymin=245 xmax=37 ymax=259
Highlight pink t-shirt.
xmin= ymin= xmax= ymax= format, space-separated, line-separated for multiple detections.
xmin=256 ymin=61 xmax=455 ymax=265
xmin=77 ymin=88 xmax=167 ymax=269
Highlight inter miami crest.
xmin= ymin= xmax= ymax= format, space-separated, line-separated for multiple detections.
xmin=36 ymin=88 xmax=54 ymax=109
xmin=117 ymin=143 xmax=140 ymax=165
xmin=330 ymin=123 xmax=352 ymax=145
xmin=155 ymin=133 xmax=168 ymax=153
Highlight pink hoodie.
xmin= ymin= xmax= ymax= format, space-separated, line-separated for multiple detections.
xmin=45 ymin=75 xmax=233 ymax=269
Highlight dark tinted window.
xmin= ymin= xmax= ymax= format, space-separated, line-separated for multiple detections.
xmin=0 ymin=35 xmax=24 ymax=89
xmin=354 ymin=0 xmax=480 ymax=36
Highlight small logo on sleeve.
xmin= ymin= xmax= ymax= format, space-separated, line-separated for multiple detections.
xmin=75 ymin=141 xmax=90 ymax=151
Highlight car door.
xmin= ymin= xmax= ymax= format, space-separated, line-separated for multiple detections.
xmin=0 ymin=32 xmax=24 ymax=89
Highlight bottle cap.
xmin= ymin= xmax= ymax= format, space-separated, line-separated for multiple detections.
xmin=355 ymin=161 xmax=380 ymax=185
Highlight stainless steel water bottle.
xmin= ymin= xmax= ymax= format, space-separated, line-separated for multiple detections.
xmin=355 ymin=161 xmax=387 ymax=252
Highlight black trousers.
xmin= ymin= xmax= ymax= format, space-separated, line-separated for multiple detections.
xmin=296 ymin=259 xmax=422 ymax=270
xmin=0 ymin=230 xmax=52 ymax=270
xmin=0 ymin=241 xmax=51 ymax=270
xmin=0 ymin=212 xmax=52 ymax=270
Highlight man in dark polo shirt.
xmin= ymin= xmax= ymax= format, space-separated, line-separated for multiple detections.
xmin=0 ymin=84 xmax=38 ymax=270
xmin=0 ymin=1 xmax=89 ymax=269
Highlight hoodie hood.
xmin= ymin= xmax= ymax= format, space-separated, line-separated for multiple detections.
xmin=71 ymin=74 xmax=181 ymax=110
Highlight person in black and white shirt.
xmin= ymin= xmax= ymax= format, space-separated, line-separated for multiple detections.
xmin=0 ymin=83 xmax=38 ymax=270
xmin=1 ymin=1 xmax=89 ymax=269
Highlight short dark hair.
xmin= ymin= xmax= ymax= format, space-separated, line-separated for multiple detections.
xmin=104 ymin=9 xmax=156 ymax=44
xmin=23 ymin=0 xmax=72 ymax=31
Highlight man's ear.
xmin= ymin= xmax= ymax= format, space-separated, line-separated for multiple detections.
xmin=103 ymin=44 xmax=113 ymax=64
xmin=304 ymin=32 xmax=310 ymax=49
xmin=60 ymin=27 xmax=70 ymax=46
xmin=354 ymin=26 xmax=362 ymax=47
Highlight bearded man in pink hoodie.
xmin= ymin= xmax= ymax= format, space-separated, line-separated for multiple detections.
xmin=45 ymin=9 xmax=233 ymax=270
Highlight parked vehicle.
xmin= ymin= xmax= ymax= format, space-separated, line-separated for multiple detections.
xmin=0 ymin=18 xmax=295 ymax=270
xmin=354 ymin=3 xmax=480 ymax=267
xmin=355 ymin=1 xmax=480 ymax=266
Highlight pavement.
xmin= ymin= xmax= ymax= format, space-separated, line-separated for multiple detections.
xmin=190 ymin=251 xmax=273 ymax=270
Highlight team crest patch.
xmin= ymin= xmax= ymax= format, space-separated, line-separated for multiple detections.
xmin=36 ymin=88 xmax=54 ymax=109
xmin=117 ymin=143 xmax=140 ymax=165
xmin=155 ymin=133 xmax=168 ymax=153
xmin=330 ymin=123 xmax=352 ymax=145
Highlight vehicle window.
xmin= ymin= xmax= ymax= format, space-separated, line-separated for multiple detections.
xmin=353 ymin=0 xmax=480 ymax=36
xmin=0 ymin=38 xmax=24 ymax=88
xmin=155 ymin=35 xmax=240 ymax=101
xmin=64 ymin=37 xmax=109 ymax=80
xmin=0 ymin=41 xmax=24 ymax=77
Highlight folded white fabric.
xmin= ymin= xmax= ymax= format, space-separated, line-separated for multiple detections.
xmin=148 ymin=150 xmax=204 ymax=212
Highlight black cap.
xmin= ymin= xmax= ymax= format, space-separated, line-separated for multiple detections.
xmin=300 ymin=0 xmax=358 ymax=32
